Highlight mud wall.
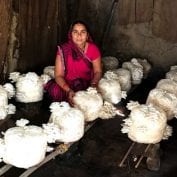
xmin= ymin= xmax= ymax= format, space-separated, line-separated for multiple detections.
xmin=103 ymin=0 xmax=177 ymax=71
xmin=0 ymin=0 xmax=177 ymax=81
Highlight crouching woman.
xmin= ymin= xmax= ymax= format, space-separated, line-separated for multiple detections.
xmin=44 ymin=20 xmax=102 ymax=105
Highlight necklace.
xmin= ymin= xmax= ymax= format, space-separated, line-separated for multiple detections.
xmin=79 ymin=43 xmax=87 ymax=53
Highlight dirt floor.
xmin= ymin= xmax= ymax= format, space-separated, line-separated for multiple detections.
xmin=2 ymin=69 xmax=177 ymax=177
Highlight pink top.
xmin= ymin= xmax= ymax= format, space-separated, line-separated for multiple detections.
xmin=57 ymin=43 xmax=101 ymax=81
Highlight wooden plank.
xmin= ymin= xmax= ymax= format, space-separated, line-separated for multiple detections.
xmin=18 ymin=0 xmax=58 ymax=72
xmin=117 ymin=0 xmax=136 ymax=25
xmin=119 ymin=142 xmax=135 ymax=167
xmin=76 ymin=0 xmax=112 ymax=45
xmin=152 ymin=0 xmax=177 ymax=43
xmin=0 ymin=164 xmax=13 ymax=176
xmin=135 ymin=0 xmax=153 ymax=23
xmin=0 ymin=0 xmax=12 ymax=82
xmin=135 ymin=144 xmax=151 ymax=168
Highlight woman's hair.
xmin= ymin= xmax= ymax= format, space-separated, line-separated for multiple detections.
xmin=69 ymin=20 xmax=91 ymax=36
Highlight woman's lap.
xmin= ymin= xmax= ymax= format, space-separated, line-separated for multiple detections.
xmin=44 ymin=78 xmax=90 ymax=102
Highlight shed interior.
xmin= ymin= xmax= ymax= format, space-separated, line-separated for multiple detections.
xmin=0 ymin=0 xmax=177 ymax=177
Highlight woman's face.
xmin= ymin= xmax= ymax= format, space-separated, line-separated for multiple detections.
xmin=71 ymin=23 xmax=88 ymax=48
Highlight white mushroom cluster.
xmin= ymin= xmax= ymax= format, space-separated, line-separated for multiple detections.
xmin=73 ymin=87 xmax=103 ymax=121
xmin=146 ymin=66 xmax=177 ymax=120
xmin=73 ymin=87 xmax=124 ymax=120
xmin=121 ymin=101 xmax=172 ymax=144
xmin=156 ymin=79 xmax=177 ymax=96
xmin=0 ymin=120 xmax=48 ymax=168
xmin=98 ymin=76 xmax=126 ymax=104
xmin=0 ymin=84 xmax=16 ymax=119
xmin=9 ymin=72 xmax=44 ymax=103
xmin=147 ymin=89 xmax=177 ymax=120
xmin=113 ymin=68 xmax=131 ymax=92
xmin=40 ymin=74 xmax=52 ymax=85
xmin=43 ymin=66 xmax=55 ymax=78
xmin=98 ymin=101 xmax=117 ymax=119
xmin=121 ymin=65 xmax=177 ymax=144
xmin=44 ymin=102 xmax=85 ymax=143
xmin=136 ymin=58 xmax=151 ymax=79
xmin=166 ymin=65 xmax=177 ymax=82
xmin=101 ymin=56 xmax=151 ymax=89
xmin=102 ymin=56 xmax=119 ymax=71
xmin=122 ymin=58 xmax=144 ymax=85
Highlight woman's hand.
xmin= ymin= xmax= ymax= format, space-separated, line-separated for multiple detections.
xmin=68 ymin=89 xmax=75 ymax=106
xmin=91 ymin=82 xmax=97 ymax=88
xmin=90 ymin=82 xmax=102 ymax=95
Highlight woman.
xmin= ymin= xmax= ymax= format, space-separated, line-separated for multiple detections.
xmin=44 ymin=20 xmax=102 ymax=104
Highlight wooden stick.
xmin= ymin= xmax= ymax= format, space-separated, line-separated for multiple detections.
xmin=0 ymin=164 xmax=13 ymax=176
xmin=135 ymin=144 xmax=151 ymax=168
xmin=119 ymin=142 xmax=135 ymax=167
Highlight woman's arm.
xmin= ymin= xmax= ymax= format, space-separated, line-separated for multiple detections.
xmin=55 ymin=55 xmax=71 ymax=92
xmin=55 ymin=55 xmax=75 ymax=105
xmin=91 ymin=57 xmax=102 ymax=87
